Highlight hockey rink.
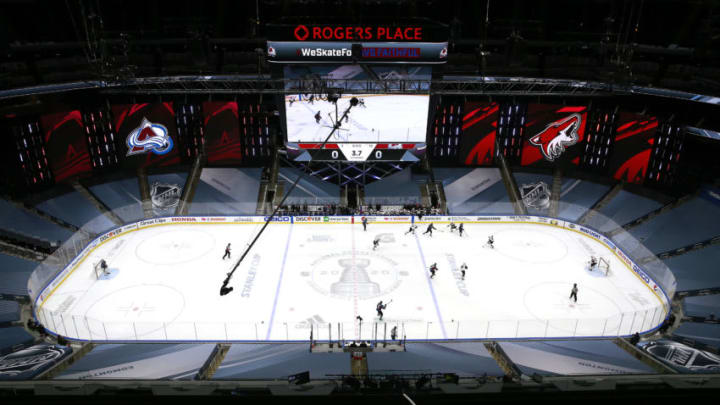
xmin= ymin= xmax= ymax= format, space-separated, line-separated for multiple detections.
xmin=34 ymin=217 xmax=669 ymax=342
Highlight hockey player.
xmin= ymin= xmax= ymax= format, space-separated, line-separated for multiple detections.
xmin=589 ymin=256 xmax=598 ymax=270
xmin=358 ymin=98 xmax=366 ymax=108
xmin=288 ymin=97 xmax=295 ymax=107
xmin=314 ymin=111 xmax=321 ymax=124
xmin=376 ymin=300 xmax=389 ymax=320
xmin=460 ymin=262 xmax=468 ymax=280
xmin=569 ymin=283 xmax=578 ymax=303
xmin=405 ymin=224 xmax=418 ymax=235
xmin=373 ymin=237 xmax=380 ymax=251
xmin=222 ymin=243 xmax=231 ymax=260
xmin=99 ymin=259 xmax=109 ymax=275
xmin=429 ymin=263 xmax=438 ymax=279
xmin=458 ymin=223 xmax=465 ymax=237
xmin=486 ymin=235 xmax=494 ymax=249
xmin=423 ymin=223 xmax=436 ymax=237
xmin=362 ymin=216 xmax=368 ymax=231
xmin=449 ymin=222 xmax=457 ymax=232
xmin=390 ymin=325 xmax=398 ymax=340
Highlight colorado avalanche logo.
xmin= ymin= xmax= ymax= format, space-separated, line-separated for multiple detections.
xmin=529 ymin=113 xmax=582 ymax=161
xmin=126 ymin=118 xmax=173 ymax=156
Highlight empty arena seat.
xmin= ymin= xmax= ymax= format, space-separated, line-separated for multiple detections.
xmin=557 ymin=179 xmax=612 ymax=222
xmin=626 ymin=197 xmax=720 ymax=255
xmin=0 ymin=253 xmax=38 ymax=296
xmin=55 ymin=344 xmax=215 ymax=380
xmin=0 ymin=301 xmax=20 ymax=323
xmin=0 ymin=327 xmax=35 ymax=354
xmin=590 ymin=190 xmax=664 ymax=232
xmin=0 ymin=199 xmax=71 ymax=243
xmin=89 ymin=178 xmax=144 ymax=223
xmin=212 ymin=344 xmax=349 ymax=379
xmin=278 ymin=167 xmax=340 ymax=205
xmin=189 ymin=168 xmax=262 ymax=215
xmin=367 ymin=343 xmax=504 ymax=377
xmin=364 ymin=168 xmax=422 ymax=206
xmin=36 ymin=192 xmax=115 ymax=234
xmin=499 ymin=340 xmax=656 ymax=376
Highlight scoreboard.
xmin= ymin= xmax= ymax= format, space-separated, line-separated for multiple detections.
xmin=286 ymin=143 xmax=425 ymax=162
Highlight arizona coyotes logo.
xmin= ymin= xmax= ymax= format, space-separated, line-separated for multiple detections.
xmin=529 ymin=114 xmax=582 ymax=161
xmin=126 ymin=118 xmax=173 ymax=156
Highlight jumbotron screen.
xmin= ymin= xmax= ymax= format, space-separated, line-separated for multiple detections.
xmin=285 ymin=93 xmax=429 ymax=143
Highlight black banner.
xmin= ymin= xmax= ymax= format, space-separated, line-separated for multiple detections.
xmin=267 ymin=41 xmax=447 ymax=63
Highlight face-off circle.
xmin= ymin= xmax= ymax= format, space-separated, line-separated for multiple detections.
xmin=304 ymin=250 xmax=404 ymax=300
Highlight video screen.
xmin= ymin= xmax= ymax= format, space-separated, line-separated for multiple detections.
xmin=285 ymin=94 xmax=429 ymax=143
xmin=284 ymin=65 xmax=430 ymax=143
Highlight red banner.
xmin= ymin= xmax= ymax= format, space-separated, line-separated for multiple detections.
xmin=41 ymin=110 xmax=91 ymax=181
xmin=460 ymin=102 xmax=499 ymax=165
xmin=202 ymin=101 xmax=242 ymax=165
xmin=609 ymin=113 xmax=658 ymax=184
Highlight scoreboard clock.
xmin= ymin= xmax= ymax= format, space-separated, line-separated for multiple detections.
xmin=286 ymin=143 xmax=425 ymax=162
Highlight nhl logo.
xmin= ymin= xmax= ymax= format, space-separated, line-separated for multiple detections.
xmin=150 ymin=182 xmax=182 ymax=214
xmin=520 ymin=182 xmax=551 ymax=210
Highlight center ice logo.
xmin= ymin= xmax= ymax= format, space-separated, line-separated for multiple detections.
xmin=126 ymin=118 xmax=173 ymax=156
xmin=303 ymin=251 xmax=406 ymax=300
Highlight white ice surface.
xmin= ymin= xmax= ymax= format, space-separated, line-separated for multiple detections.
xmin=285 ymin=94 xmax=429 ymax=143
xmin=38 ymin=221 xmax=667 ymax=342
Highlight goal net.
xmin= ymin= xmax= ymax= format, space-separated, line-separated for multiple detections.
xmin=93 ymin=261 xmax=109 ymax=279
xmin=596 ymin=257 xmax=610 ymax=276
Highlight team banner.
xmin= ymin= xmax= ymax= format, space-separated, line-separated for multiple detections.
xmin=202 ymin=101 xmax=242 ymax=165
xmin=608 ymin=113 xmax=658 ymax=184
xmin=111 ymin=103 xmax=180 ymax=168
xmin=521 ymin=104 xmax=588 ymax=167
xmin=40 ymin=110 xmax=92 ymax=182
xmin=460 ymin=102 xmax=499 ymax=165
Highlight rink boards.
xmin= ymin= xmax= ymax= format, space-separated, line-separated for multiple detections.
xmin=31 ymin=215 xmax=669 ymax=341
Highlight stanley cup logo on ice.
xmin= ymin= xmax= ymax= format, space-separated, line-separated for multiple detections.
xmin=331 ymin=258 xmax=380 ymax=298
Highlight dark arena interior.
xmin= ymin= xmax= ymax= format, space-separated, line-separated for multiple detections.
xmin=1 ymin=1 xmax=720 ymax=404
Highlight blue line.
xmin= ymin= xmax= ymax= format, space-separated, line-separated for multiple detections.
xmin=413 ymin=233 xmax=447 ymax=339
xmin=265 ymin=223 xmax=294 ymax=339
